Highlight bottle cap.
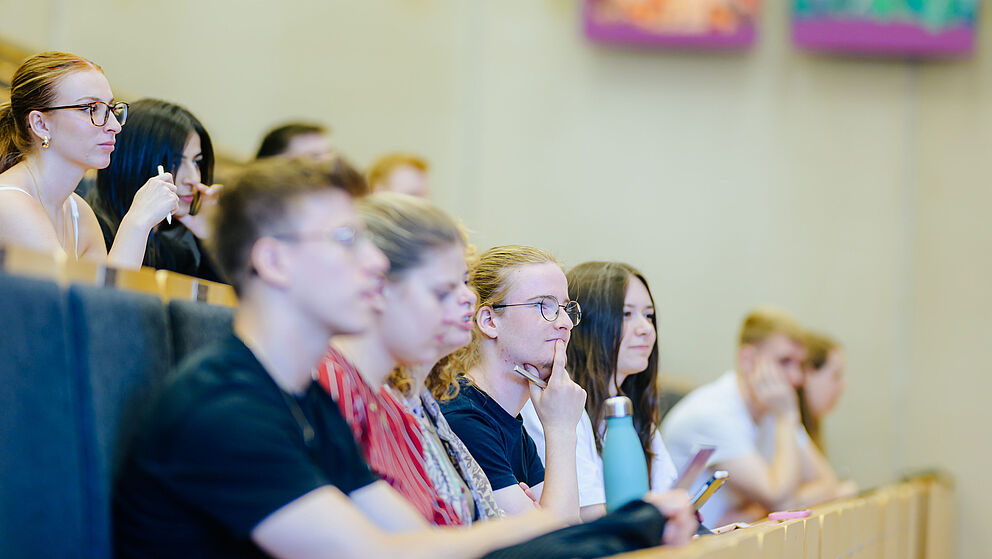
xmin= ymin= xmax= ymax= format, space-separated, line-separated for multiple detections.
xmin=605 ymin=395 xmax=633 ymax=418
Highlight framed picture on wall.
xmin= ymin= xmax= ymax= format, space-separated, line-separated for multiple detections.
xmin=583 ymin=0 xmax=761 ymax=49
xmin=792 ymin=0 xmax=978 ymax=56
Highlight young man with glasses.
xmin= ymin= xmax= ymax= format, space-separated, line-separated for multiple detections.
xmin=439 ymin=245 xmax=590 ymax=522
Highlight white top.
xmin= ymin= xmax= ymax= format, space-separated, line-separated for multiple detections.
xmin=660 ymin=371 xmax=810 ymax=525
xmin=521 ymin=399 xmax=679 ymax=508
xmin=0 ymin=186 xmax=80 ymax=259
xmin=521 ymin=400 xmax=605 ymax=507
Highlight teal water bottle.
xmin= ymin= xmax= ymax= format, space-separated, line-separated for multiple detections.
xmin=602 ymin=395 xmax=649 ymax=512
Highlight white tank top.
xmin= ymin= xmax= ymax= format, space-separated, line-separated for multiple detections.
xmin=0 ymin=186 xmax=80 ymax=259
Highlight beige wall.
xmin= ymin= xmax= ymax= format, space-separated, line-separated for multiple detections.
xmin=3 ymin=1 xmax=988 ymax=557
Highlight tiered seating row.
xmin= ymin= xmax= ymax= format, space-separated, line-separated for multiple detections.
xmin=0 ymin=267 xmax=235 ymax=558
xmin=617 ymin=475 xmax=954 ymax=559
xmin=0 ymin=245 xmax=955 ymax=558
xmin=0 ymin=244 xmax=237 ymax=307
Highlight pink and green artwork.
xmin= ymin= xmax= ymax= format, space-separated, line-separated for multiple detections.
xmin=584 ymin=0 xmax=761 ymax=49
xmin=793 ymin=0 xmax=978 ymax=56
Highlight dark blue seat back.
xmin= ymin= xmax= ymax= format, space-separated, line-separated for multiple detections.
xmin=0 ymin=273 xmax=87 ymax=559
xmin=167 ymin=299 xmax=234 ymax=366
xmin=68 ymin=284 xmax=173 ymax=559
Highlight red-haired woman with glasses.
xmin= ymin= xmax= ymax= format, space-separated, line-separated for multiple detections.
xmin=0 ymin=52 xmax=177 ymax=268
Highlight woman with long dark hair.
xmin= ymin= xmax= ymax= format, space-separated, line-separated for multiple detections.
xmin=90 ymin=98 xmax=222 ymax=280
xmin=522 ymin=261 xmax=678 ymax=520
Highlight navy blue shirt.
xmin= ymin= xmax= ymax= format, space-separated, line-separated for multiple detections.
xmin=440 ymin=378 xmax=545 ymax=491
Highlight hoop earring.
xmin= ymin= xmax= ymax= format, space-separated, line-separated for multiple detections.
xmin=41 ymin=137 xmax=50 ymax=149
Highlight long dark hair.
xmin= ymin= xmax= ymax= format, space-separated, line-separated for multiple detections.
xmin=566 ymin=261 xmax=661 ymax=478
xmin=91 ymin=99 xmax=214 ymax=266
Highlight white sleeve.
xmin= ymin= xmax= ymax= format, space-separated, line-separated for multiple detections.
xmin=649 ymin=429 xmax=679 ymax=491
xmin=662 ymin=405 xmax=755 ymax=469
xmin=575 ymin=410 xmax=606 ymax=507
xmin=520 ymin=403 xmax=606 ymax=506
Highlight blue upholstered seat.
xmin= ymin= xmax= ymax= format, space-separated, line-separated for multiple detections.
xmin=67 ymin=284 xmax=173 ymax=558
xmin=0 ymin=273 xmax=88 ymax=559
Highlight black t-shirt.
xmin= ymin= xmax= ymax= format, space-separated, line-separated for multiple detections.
xmin=113 ymin=333 xmax=377 ymax=558
xmin=439 ymin=378 xmax=545 ymax=491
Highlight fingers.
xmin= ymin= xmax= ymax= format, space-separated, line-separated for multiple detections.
xmin=549 ymin=339 xmax=567 ymax=383
xmin=661 ymin=508 xmax=697 ymax=546
xmin=198 ymin=183 xmax=223 ymax=200
xmin=528 ymin=379 xmax=543 ymax=404
xmin=518 ymin=482 xmax=539 ymax=505
xmin=155 ymin=165 xmax=174 ymax=184
xmin=651 ymin=490 xmax=696 ymax=546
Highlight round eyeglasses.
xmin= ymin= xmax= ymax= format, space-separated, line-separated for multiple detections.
xmin=37 ymin=101 xmax=129 ymax=127
xmin=271 ymin=225 xmax=369 ymax=249
xmin=492 ymin=295 xmax=581 ymax=326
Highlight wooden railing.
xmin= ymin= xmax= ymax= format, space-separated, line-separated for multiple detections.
xmin=0 ymin=243 xmax=237 ymax=307
xmin=615 ymin=474 xmax=954 ymax=559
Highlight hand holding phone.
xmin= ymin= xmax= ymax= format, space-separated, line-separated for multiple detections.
xmin=692 ymin=470 xmax=728 ymax=511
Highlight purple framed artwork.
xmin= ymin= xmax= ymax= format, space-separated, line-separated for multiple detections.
xmin=583 ymin=0 xmax=761 ymax=49
xmin=793 ymin=1 xmax=978 ymax=56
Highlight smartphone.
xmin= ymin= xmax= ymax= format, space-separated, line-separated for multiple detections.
xmin=513 ymin=365 xmax=547 ymax=389
xmin=673 ymin=446 xmax=715 ymax=491
xmin=692 ymin=470 xmax=728 ymax=511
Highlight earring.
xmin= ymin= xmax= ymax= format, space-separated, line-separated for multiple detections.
xmin=41 ymin=137 xmax=50 ymax=149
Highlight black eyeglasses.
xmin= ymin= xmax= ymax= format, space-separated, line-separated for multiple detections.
xmin=492 ymin=295 xmax=581 ymax=326
xmin=271 ymin=225 xmax=368 ymax=249
xmin=37 ymin=101 xmax=128 ymax=126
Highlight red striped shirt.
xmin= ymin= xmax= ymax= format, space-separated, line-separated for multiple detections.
xmin=316 ymin=347 xmax=464 ymax=526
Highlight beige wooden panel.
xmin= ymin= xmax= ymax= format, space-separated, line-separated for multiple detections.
xmin=804 ymin=515 xmax=822 ymax=559
xmin=759 ymin=524 xmax=786 ymax=559
xmin=156 ymin=270 xmax=238 ymax=307
xmin=820 ymin=509 xmax=843 ymax=559
xmin=784 ymin=519 xmax=805 ymax=559
xmin=0 ymin=244 xmax=62 ymax=282
xmin=858 ymin=496 xmax=883 ymax=559
xmin=891 ymin=489 xmax=911 ymax=559
xmin=907 ymin=484 xmax=924 ymax=559
xmin=107 ymin=266 xmax=161 ymax=297
xmin=731 ymin=533 xmax=760 ymax=558
xmin=924 ymin=479 xmax=955 ymax=559
xmin=610 ymin=541 xmax=706 ymax=559
xmin=202 ymin=279 xmax=238 ymax=307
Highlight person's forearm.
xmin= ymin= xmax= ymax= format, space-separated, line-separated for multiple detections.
xmin=540 ymin=428 xmax=581 ymax=524
xmin=579 ymin=503 xmax=606 ymax=523
xmin=107 ymin=214 xmax=151 ymax=269
xmin=793 ymin=479 xmax=845 ymax=509
xmin=766 ymin=411 xmax=801 ymax=509
xmin=380 ymin=509 xmax=560 ymax=559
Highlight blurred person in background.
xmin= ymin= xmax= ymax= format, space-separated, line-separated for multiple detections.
xmin=662 ymin=307 xmax=854 ymax=526
xmin=799 ymin=331 xmax=847 ymax=453
xmin=255 ymin=121 xmax=333 ymax=160
xmin=368 ymin=152 xmax=430 ymax=198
